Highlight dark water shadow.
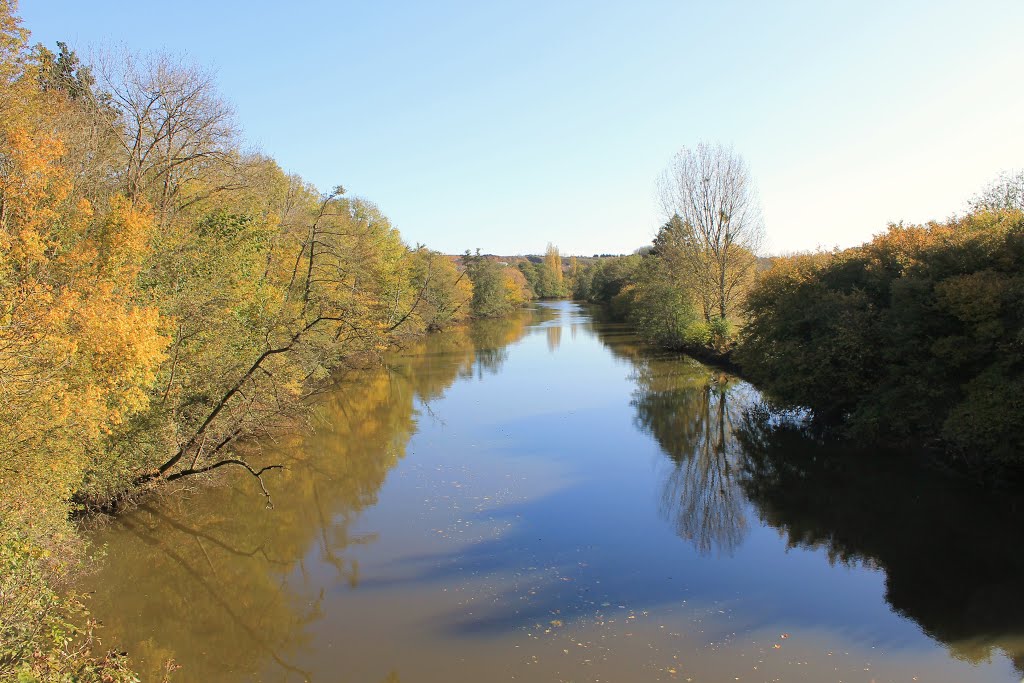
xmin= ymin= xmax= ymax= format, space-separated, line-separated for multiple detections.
xmin=737 ymin=407 xmax=1024 ymax=673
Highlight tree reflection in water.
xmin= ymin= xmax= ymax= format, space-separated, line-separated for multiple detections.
xmin=597 ymin=315 xmax=1024 ymax=674
xmin=737 ymin=405 xmax=1024 ymax=675
xmin=593 ymin=320 xmax=751 ymax=556
xmin=82 ymin=306 xmax=1024 ymax=680
xmin=82 ymin=311 xmax=537 ymax=682
xmin=630 ymin=355 xmax=749 ymax=555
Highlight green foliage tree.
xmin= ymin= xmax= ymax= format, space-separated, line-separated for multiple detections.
xmin=736 ymin=211 xmax=1024 ymax=465
xmin=462 ymin=250 xmax=529 ymax=317
xmin=574 ymin=254 xmax=641 ymax=306
xmin=624 ymin=255 xmax=710 ymax=350
xmin=36 ymin=40 xmax=94 ymax=99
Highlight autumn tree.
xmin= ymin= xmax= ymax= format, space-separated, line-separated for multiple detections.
xmin=0 ymin=5 xmax=166 ymax=518
xmin=0 ymin=9 xmax=169 ymax=677
xmin=0 ymin=3 xmax=504 ymax=675
xmin=736 ymin=211 xmax=1024 ymax=465
xmin=98 ymin=50 xmax=236 ymax=218
xmin=567 ymin=254 xmax=579 ymax=293
xmin=544 ymin=242 xmax=564 ymax=293
xmin=657 ymin=143 xmax=763 ymax=321
xmin=969 ymin=170 xmax=1024 ymax=212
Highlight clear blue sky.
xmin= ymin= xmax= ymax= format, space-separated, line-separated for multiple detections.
xmin=20 ymin=1 xmax=1024 ymax=256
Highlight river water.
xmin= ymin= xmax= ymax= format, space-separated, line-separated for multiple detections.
xmin=81 ymin=301 xmax=1024 ymax=682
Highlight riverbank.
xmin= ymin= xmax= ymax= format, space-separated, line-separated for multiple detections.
xmin=573 ymin=209 xmax=1024 ymax=475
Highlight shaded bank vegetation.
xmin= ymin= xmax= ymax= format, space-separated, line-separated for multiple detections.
xmin=575 ymin=142 xmax=1022 ymax=468
xmin=737 ymin=210 xmax=1023 ymax=467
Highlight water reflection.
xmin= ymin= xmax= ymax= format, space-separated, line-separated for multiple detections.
xmin=737 ymin=408 xmax=1024 ymax=675
xmin=545 ymin=324 xmax=562 ymax=352
xmin=78 ymin=302 xmax=1024 ymax=681
xmin=84 ymin=310 xmax=538 ymax=681
xmin=589 ymin=320 xmax=749 ymax=555
xmin=630 ymin=356 xmax=748 ymax=555
xmin=464 ymin=308 xmax=546 ymax=377
xmin=588 ymin=312 xmax=1024 ymax=674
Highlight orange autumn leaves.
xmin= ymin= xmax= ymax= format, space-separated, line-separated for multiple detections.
xmin=1 ymin=111 xmax=166 ymax=512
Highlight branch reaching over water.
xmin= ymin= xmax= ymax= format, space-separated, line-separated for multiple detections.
xmin=164 ymin=459 xmax=284 ymax=507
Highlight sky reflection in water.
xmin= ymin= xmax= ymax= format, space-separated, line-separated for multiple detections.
xmin=82 ymin=302 xmax=1024 ymax=682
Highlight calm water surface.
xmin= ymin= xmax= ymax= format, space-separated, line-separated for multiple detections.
xmin=82 ymin=302 xmax=1024 ymax=682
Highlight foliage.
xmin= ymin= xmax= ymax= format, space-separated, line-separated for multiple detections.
xmin=575 ymin=247 xmax=737 ymax=354
xmin=578 ymin=143 xmax=766 ymax=356
xmin=407 ymin=247 xmax=473 ymax=331
xmin=736 ymin=211 xmax=1024 ymax=465
xmin=657 ymin=143 xmax=763 ymax=320
xmin=541 ymin=242 xmax=565 ymax=296
xmin=516 ymin=245 xmax=567 ymax=299
xmin=1 ymin=532 xmax=147 ymax=683
xmin=0 ymin=3 xmax=488 ymax=677
xmin=970 ymin=169 xmax=1024 ymax=212
xmin=462 ymin=251 xmax=530 ymax=318
xmin=573 ymin=254 xmax=641 ymax=306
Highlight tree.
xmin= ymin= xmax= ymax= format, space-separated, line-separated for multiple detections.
xmin=0 ymin=5 xmax=494 ymax=676
xmin=969 ymin=170 xmax=1024 ymax=212
xmin=567 ymin=254 xmax=579 ymax=293
xmin=736 ymin=211 xmax=1024 ymax=464
xmin=462 ymin=250 xmax=506 ymax=318
xmin=657 ymin=143 xmax=763 ymax=321
xmin=625 ymin=254 xmax=712 ymax=350
xmin=544 ymin=242 xmax=564 ymax=291
xmin=98 ymin=50 xmax=236 ymax=219
xmin=36 ymin=41 xmax=94 ymax=100
xmin=408 ymin=247 xmax=472 ymax=331
xmin=461 ymin=251 xmax=529 ymax=318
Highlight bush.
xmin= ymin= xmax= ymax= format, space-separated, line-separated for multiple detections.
xmin=0 ymin=533 xmax=143 ymax=683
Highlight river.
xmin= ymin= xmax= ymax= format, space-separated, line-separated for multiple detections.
xmin=80 ymin=301 xmax=1024 ymax=682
